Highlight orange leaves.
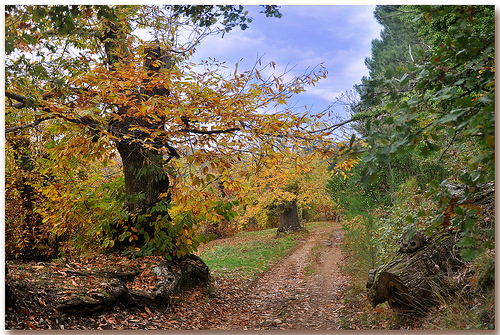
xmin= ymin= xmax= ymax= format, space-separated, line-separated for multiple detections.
xmin=26 ymin=321 xmax=37 ymax=330
xmin=237 ymin=152 xmax=335 ymax=229
xmin=333 ymin=157 xmax=360 ymax=180
xmin=6 ymin=5 xmax=338 ymax=260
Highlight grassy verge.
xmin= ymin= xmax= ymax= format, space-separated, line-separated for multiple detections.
xmin=199 ymin=222 xmax=329 ymax=281
xmin=337 ymin=249 xmax=406 ymax=330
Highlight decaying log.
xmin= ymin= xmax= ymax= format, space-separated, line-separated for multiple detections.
xmin=366 ymin=229 xmax=462 ymax=314
xmin=399 ymin=230 xmax=428 ymax=253
xmin=56 ymin=255 xmax=210 ymax=315
xmin=367 ymin=182 xmax=495 ymax=315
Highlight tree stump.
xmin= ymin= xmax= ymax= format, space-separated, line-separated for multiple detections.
xmin=366 ymin=229 xmax=462 ymax=314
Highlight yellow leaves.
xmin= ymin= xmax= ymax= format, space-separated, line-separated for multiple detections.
xmin=331 ymin=143 xmax=362 ymax=180
xmin=192 ymin=175 xmax=202 ymax=187
xmin=254 ymin=68 xmax=262 ymax=81
xmin=485 ymin=135 xmax=494 ymax=148
xmin=238 ymin=152 xmax=334 ymax=228
xmin=8 ymin=9 xmax=335 ymax=249
xmin=159 ymin=192 xmax=170 ymax=199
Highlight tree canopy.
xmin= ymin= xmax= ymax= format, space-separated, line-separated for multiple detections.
xmin=5 ymin=5 xmax=337 ymax=260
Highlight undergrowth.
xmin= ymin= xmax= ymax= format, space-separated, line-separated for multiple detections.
xmin=337 ymin=242 xmax=409 ymax=330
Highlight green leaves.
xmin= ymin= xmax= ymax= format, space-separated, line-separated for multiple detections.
xmin=171 ymin=5 xmax=281 ymax=32
xmin=348 ymin=5 xmax=495 ymax=265
xmin=357 ymin=5 xmax=495 ymax=184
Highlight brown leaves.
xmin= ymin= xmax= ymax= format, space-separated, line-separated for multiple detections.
xmin=6 ymin=223 xmax=356 ymax=330
xmin=4 ymin=251 xmax=258 ymax=330
xmin=26 ymin=321 xmax=37 ymax=330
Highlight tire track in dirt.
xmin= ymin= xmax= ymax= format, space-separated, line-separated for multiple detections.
xmin=221 ymin=222 xmax=348 ymax=330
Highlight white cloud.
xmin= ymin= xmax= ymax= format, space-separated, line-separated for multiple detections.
xmin=185 ymin=5 xmax=382 ymax=114
xmin=305 ymin=86 xmax=344 ymax=102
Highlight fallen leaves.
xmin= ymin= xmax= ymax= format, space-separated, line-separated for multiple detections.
xmin=26 ymin=321 xmax=37 ymax=330
xmin=6 ymin=224 xmax=354 ymax=330
xmin=6 ymin=252 xmax=227 ymax=330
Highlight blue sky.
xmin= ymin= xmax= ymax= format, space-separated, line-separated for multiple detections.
xmin=191 ymin=5 xmax=383 ymax=121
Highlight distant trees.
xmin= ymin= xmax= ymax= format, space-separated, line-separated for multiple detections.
xmin=237 ymin=153 xmax=336 ymax=234
xmin=334 ymin=5 xmax=494 ymax=263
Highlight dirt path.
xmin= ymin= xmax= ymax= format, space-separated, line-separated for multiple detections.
xmin=219 ymin=223 xmax=348 ymax=330
xmin=6 ymin=222 xmax=348 ymax=330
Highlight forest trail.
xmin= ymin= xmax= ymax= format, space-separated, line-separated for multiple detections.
xmin=6 ymin=222 xmax=349 ymax=330
xmin=218 ymin=222 xmax=348 ymax=330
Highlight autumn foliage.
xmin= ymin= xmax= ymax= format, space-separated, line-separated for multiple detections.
xmin=237 ymin=152 xmax=337 ymax=230
xmin=5 ymin=5 xmax=340 ymax=260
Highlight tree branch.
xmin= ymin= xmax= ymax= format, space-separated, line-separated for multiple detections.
xmin=379 ymin=6 xmax=417 ymax=19
xmin=309 ymin=111 xmax=383 ymax=135
xmin=5 ymin=91 xmax=105 ymax=135
xmin=5 ymin=91 xmax=28 ymax=107
xmin=179 ymin=127 xmax=240 ymax=135
xmin=5 ymin=117 xmax=54 ymax=134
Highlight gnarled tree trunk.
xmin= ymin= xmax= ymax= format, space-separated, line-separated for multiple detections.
xmin=101 ymin=21 xmax=177 ymax=247
xmin=114 ymin=139 xmax=172 ymax=245
xmin=276 ymin=200 xmax=303 ymax=236
xmin=56 ymin=254 xmax=210 ymax=315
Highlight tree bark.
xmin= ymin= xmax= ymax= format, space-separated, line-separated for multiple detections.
xmin=301 ymin=208 xmax=309 ymax=222
xmin=114 ymin=139 xmax=171 ymax=245
xmin=276 ymin=200 xmax=303 ymax=236
xmin=366 ymin=229 xmax=462 ymax=315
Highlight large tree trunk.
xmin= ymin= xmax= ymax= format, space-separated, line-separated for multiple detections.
xmin=276 ymin=200 xmax=302 ymax=236
xmin=115 ymin=140 xmax=171 ymax=245
xmin=366 ymin=229 xmax=462 ymax=315
xmin=103 ymin=29 xmax=176 ymax=247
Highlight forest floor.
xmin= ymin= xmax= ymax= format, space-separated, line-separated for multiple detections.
xmin=5 ymin=222 xmax=355 ymax=330
xmin=210 ymin=222 xmax=348 ymax=330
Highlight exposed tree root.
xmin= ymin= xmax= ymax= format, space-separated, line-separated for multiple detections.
xmin=55 ymin=255 xmax=210 ymax=315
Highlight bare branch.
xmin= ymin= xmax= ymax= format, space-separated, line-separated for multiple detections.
xmin=5 ymin=91 xmax=28 ymax=106
xmin=5 ymin=117 xmax=54 ymax=134
xmin=379 ymin=5 xmax=417 ymax=19
xmin=409 ymin=44 xmax=415 ymax=62
xmin=309 ymin=118 xmax=356 ymax=134
xmin=179 ymin=127 xmax=240 ymax=135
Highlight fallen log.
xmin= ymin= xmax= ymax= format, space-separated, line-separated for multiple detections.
xmin=56 ymin=254 xmax=210 ymax=315
xmin=366 ymin=229 xmax=463 ymax=315
xmin=366 ymin=182 xmax=494 ymax=315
